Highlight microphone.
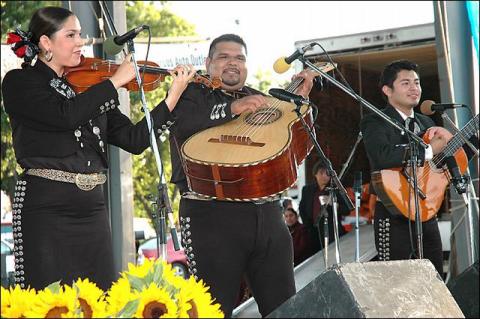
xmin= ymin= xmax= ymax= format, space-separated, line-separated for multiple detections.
xmin=273 ymin=43 xmax=315 ymax=74
xmin=269 ymin=88 xmax=310 ymax=105
xmin=103 ymin=25 xmax=149 ymax=55
xmin=353 ymin=171 xmax=362 ymax=195
xmin=420 ymin=100 xmax=466 ymax=115
xmin=445 ymin=156 xmax=468 ymax=194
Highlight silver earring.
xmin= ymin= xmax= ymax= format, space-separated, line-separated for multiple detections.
xmin=45 ymin=50 xmax=53 ymax=62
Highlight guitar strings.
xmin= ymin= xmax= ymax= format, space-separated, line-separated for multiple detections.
xmin=416 ymin=116 xmax=478 ymax=184
xmin=239 ymin=79 xmax=300 ymax=137
xmin=231 ymin=62 xmax=331 ymax=142
xmin=237 ymin=78 xmax=303 ymax=140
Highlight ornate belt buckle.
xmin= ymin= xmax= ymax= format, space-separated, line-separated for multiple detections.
xmin=75 ymin=173 xmax=96 ymax=191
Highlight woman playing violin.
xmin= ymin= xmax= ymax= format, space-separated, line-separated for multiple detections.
xmin=2 ymin=6 xmax=195 ymax=291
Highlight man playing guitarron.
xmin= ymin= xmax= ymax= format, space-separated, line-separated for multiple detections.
xmin=168 ymin=34 xmax=315 ymax=316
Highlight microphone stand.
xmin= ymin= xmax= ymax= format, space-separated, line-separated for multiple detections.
xmin=337 ymin=130 xmax=363 ymax=263
xmin=292 ymin=100 xmax=354 ymax=265
xmin=315 ymin=205 xmax=329 ymax=268
xmin=338 ymin=132 xmax=363 ymax=181
xmin=299 ymin=55 xmax=429 ymax=259
xmin=439 ymin=111 xmax=478 ymax=263
xmin=353 ymin=172 xmax=362 ymax=262
xmin=126 ymin=40 xmax=180 ymax=262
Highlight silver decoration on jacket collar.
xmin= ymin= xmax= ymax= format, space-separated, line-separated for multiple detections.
xmin=210 ymin=103 xmax=227 ymax=120
xmin=49 ymin=78 xmax=76 ymax=99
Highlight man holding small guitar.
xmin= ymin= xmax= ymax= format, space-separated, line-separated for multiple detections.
xmin=168 ymin=34 xmax=315 ymax=317
xmin=360 ymin=60 xmax=455 ymax=276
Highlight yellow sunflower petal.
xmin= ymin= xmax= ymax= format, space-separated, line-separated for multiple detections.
xmin=25 ymin=284 xmax=79 ymax=318
xmin=105 ymin=277 xmax=136 ymax=316
xmin=73 ymin=278 xmax=108 ymax=318
xmin=1 ymin=285 xmax=37 ymax=318
xmin=177 ymin=277 xmax=224 ymax=318
xmin=134 ymin=283 xmax=177 ymax=318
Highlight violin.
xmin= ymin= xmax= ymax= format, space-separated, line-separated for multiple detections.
xmin=64 ymin=55 xmax=222 ymax=94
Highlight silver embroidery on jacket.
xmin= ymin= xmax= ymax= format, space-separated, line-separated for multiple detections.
xmin=49 ymin=78 xmax=76 ymax=99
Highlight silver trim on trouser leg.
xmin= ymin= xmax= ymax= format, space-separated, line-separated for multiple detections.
xmin=180 ymin=216 xmax=198 ymax=280
xmin=378 ymin=218 xmax=391 ymax=261
xmin=12 ymin=179 xmax=27 ymax=288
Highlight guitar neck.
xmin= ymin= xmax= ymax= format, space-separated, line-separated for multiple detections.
xmin=437 ymin=114 xmax=479 ymax=158
xmin=284 ymin=77 xmax=304 ymax=93
xmin=282 ymin=62 xmax=335 ymax=94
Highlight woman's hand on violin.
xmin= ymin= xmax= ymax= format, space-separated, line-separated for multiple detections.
xmin=231 ymin=94 xmax=267 ymax=115
xmin=165 ymin=64 xmax=196 ymax=111
xmin=109 ymin=53 xmax=136 ymax=89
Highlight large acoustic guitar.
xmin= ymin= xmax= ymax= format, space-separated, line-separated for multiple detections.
xmin=180 ymin=62 xmax=334 ymax=201
xmin=372 ymin=114 xmax=479 ymax=221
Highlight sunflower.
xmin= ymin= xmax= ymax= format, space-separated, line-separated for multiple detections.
xmin=1 ymin=285 xmax=37 ymax=318
xmin=25 ymin=284 xmax=79 ymax=318
xmin=160 ymin=262 xmax=186 ymax=289
xmin=73 ymin=278 xmax=108 ymax=318
xmin=105 ymin=276 xmax=136 ymax=316
xmin=176 ymin=277 xmax=223 ymax=318
xmin=134 ymin=283 xmax=177 ymax=318
xmin=125 ymin=258 xmax=154 ymax=279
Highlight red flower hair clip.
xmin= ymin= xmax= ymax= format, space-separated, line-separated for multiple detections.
xmin=6 ymin=28 xmax=40 ymax=62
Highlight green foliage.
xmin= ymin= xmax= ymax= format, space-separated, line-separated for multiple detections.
xmin=248 ymin=69 xmax=287 ymax=94
xmin=0 ymin=1 xmax=61 ymax=41
xmin=126 ymin=1 xmax=195 ymax=37
xmin=129 ymin=80 xmax=180 ymax=218
xmin=126 ymin=1 xmax=195 ymax=220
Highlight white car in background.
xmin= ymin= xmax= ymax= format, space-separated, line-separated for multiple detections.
xmin=1 ymin=239 xmax=14 ymax=287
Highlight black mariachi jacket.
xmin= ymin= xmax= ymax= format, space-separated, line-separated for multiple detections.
xmin=2 ymin=59 xmax=175 ymax=168
xmin=168 ymin=82 xmax=261 ymax=190
xmin=360 ymin=105 xmax=435 ymax=171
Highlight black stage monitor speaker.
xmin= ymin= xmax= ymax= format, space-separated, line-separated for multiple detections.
xmin=268 ymin=259 xmax=464 ymax=318
xmin=447 ymin=260 xmax=479 ymax=318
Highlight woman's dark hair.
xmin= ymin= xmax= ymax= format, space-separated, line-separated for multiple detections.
xmin=379 ymin=60 xmax=419 ymax=101
xmin=312 ymin=161 xmax=327 ymax=176
xmin=208 ymin=33 xmax=248 ymax=58
xmin=21 ymin=6 xmax=74 ymax=68
xmin=284 ymin=207 xmax=298 ymax=216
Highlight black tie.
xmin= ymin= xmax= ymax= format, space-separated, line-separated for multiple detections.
xmin=405 ymin=117 xmax=419 ymax=134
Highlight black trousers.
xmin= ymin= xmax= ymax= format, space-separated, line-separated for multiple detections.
xmin=179 ymin=198 xmax=295 ymax=317
xmin=374 ymin=202 xmax=444 ymax=276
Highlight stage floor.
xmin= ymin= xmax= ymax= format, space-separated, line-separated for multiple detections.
xmin=233 ymin=223 xmax=377 ymax=318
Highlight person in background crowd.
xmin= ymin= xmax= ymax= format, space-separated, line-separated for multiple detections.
xmin=284 ymin=207 xmax=312 ymax=266
xmin=299 ymin=161 xmax=350 ymax=254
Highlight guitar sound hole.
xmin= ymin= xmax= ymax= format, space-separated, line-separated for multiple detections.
xmin=245 ymin=108 xmax=282 ymax=126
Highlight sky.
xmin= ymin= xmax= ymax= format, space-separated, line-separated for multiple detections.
xmin=164 ymin=1 xmax=434 ymax=84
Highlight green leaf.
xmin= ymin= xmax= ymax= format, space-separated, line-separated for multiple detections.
xmin=45 ymin=281 xmax=61 ymax=294
xmin=117 ymin=299 xmax=140 ymax=318
xmin=126 ymin=273 xmax=146 ymax=291
xmin=152 ymin=261 xmax=164 ymax=283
